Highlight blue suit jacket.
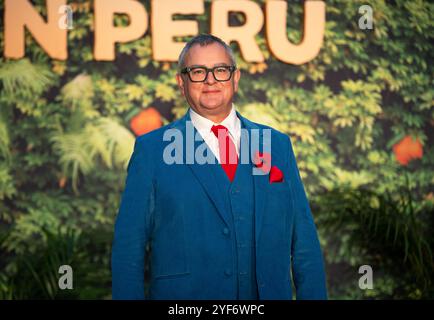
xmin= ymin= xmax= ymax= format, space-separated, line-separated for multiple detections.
xmin=111 ymin=110 xmax=327 ymax=299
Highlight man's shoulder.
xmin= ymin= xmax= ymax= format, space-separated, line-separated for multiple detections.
xmin=135 ymin=117 xmax=184 ymax=147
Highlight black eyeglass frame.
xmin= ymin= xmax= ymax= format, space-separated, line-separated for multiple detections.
xmin=180 ymin=65 xmax=237 ymax=83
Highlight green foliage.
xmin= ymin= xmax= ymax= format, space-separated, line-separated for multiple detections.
xmin=314 ymin=180 xmax=434 ymax=299
xmin=0 ymin=0 xmax=433 ymax=299
xmin=0 ymin=58 xmax=54 ymax=98
xmin=51 ymin=117 xmax=134 ymax=191
xmin=0 ymin=227 xmax=111 ymax=299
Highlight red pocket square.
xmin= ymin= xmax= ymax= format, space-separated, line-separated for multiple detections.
xmin=269 ymin=166 xmax=284 ymax=183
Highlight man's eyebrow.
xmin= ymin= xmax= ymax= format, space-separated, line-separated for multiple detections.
xmin=188 ymin=63 xmax=232 ymax=68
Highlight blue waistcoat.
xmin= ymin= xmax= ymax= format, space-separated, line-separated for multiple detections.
xmin=211 ymin=128 xmax=258 ymax=299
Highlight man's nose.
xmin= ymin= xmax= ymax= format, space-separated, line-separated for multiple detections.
xmin=204 ymin=70 xmax=217 ymax=84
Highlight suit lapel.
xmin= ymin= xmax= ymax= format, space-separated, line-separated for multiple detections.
xmin=172 ymin=110 xmax=232 ymax=227
xmin=188 ymin=154 xmax=232 ymax=227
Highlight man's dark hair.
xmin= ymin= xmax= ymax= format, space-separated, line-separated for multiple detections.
xmin=177 ymin=34 xmax=236 ymax=72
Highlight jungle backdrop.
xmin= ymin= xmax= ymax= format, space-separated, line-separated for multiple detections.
xmin=0 ymin=0 xmax=433 ymax=299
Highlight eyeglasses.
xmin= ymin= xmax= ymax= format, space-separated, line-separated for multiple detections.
xmin=181 ymin=65 xmax=236 ymax=83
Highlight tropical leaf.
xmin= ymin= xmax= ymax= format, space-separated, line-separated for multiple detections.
xmin=0 ymin=59 xmax=54 ymax=98
xmin=51 ymin=131 xmax=95 ymax=192
xmin=50 ymin=116 xmax=135 ymax=190
xmin=93 ymin=117 xmax=135 ymax=169
xmin=60 ymin=73 xmax=96 ymax=118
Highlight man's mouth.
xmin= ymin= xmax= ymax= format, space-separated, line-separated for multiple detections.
xmin=203 ymin=90 xmax=220 ymax=94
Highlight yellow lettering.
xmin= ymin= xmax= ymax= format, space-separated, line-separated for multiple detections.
xmin=151 ymin=0 xmax=204 ymax=61
xmin=211 ymin=0 xmax=264 ymax=62
xmin=94 ymin=0 xmax=148 ymax=61
xmin=5 ymin=0 xmax=67 ymax=60
xmin=266 ymin=0 xmax=325 ymax=65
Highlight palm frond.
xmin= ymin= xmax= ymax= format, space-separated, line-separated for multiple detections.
xmin=60 ymin=74 xmax=95 ymax=116
xmin=50 ymin=117 xmax=135 ymax=190
xmin=50 ymin=132 xmax=95 ymax=192
xmin=93 ymin=117 xmax=135 ymax=169
xmin=0 ymin=59 xmax=54 ymax=98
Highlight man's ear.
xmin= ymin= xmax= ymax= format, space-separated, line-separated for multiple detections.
xmin=176 ymin=73 xmax=185 ymax=97
xmin=233 ymin=68 xmax=241 ymax=93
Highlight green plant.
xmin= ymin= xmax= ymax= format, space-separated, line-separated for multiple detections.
xmin=0 ymin=227 xmax=112 ymax=299
xmin=314 ymin=177 xmax=434 ymax=299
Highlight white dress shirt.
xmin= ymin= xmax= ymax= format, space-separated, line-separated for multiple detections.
xmin=189 ymin=105 xmax=241 ymax=164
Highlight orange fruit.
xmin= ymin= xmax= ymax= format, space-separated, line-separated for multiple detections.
xmin=130 ymin=107 xmax=162 ymax=136
xmin=392 ymin=136 xmax=423 ymax=166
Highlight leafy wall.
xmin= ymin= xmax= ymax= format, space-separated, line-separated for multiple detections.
xmin=0 ymin=0 xmax=433 ymax=299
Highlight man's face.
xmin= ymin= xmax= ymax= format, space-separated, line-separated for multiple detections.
xmin=176 ymin=42 xmax=241 ymax=118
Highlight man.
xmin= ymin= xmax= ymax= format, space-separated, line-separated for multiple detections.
xmin=111 ymin=34 xmax=327 ymax=300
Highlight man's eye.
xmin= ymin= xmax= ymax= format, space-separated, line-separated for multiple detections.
xmin=216 ymin=67 xmax=228 ymax=73
xmin=192 ymin=69 xmax=205 ymax=75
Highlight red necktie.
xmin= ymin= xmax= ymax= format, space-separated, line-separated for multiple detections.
xmin=211 ymin=125 xmax=238 ymax=182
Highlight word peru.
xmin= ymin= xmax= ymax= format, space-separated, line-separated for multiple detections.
xmin=4 ymin=0 xmax=325 ymax=64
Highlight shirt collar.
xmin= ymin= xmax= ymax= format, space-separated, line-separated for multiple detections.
xmin=189 ymin=104 xmax=239 ymax=139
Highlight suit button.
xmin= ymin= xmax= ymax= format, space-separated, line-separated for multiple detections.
xmin=224 ymin=269 xmax=233 ymax=277
xmin=222 ymin=228 xmax=230 ymax=236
